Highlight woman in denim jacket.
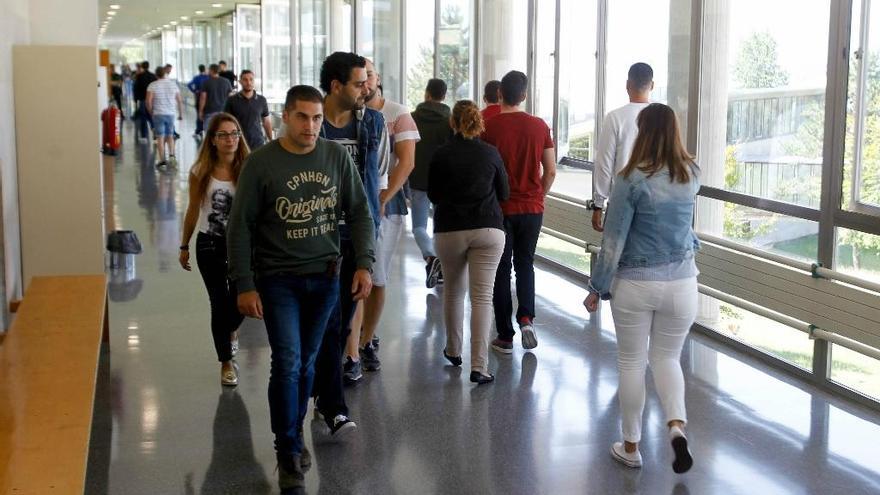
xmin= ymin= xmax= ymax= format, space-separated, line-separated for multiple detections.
xmin=584 ymin=103 xmax=698 ymax=474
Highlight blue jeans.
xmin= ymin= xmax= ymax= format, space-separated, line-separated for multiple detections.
xmin=410 ymin=189 xmax=435 ymax=259
xmin=257 ymin=272 xmax=339 ymax=456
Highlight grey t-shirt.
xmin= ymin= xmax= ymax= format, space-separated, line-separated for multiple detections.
xmin=200 ymin=76 xmax=233 ymax=114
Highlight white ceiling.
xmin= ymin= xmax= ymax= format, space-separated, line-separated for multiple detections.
xmin=97 ymin=0 xmax=258 ymax=47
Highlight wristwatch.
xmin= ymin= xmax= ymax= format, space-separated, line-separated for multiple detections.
xmin=587 ymin=200 xmax=603 ymax=211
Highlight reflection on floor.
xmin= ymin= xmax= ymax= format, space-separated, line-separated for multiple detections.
xmin=86 ymin=114 xmax=880 ymax=495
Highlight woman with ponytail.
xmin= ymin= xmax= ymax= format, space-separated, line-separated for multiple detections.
xmin=179 ymin=113 xmax=250 ymax=386
xmin=427 ymin=100 xmax=509 ymax=384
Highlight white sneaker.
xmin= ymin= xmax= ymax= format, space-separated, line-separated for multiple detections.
xmin=669 ymin=426 xmax=693 ymax=473
xmin=520 ymin=321 xmax=538 ymax=349
xmin=611 ymin=442 xmax=642 ymax=468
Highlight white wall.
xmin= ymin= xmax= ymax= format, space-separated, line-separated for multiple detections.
xmin=28 ymin=0 xmax=98 ymax=46
xmin=0 ymin=0 xmax=32 ymax=328
xmin=0 ymin=0 xmax=99 ymax=330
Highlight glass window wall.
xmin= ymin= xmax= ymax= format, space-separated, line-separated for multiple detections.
xmin=236 ymin=4 xmax=262 ymax=90
xmin=404 ymin=0 xmax=435 ymax=109
xmin=358 ymin=0 xmax=403 ymax=102
xmin=161 ymin=29 xmax=178 ymax=68
xmin=298 ymin=0 xmax=330 ymax=86
xmin=262 ymin=0 xmax=291 ymax=102
xmin=438 ymin=0 xmax=473 ymax=106
xmin=846 ymin=0 xmax=880 ymax=215
xmin=533 ymin=0 xmax=556 ymax=127
xmin=479 ymin=0 xmax=528 ymax=99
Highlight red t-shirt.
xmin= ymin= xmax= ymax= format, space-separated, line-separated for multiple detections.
xmin=482 ymin=112 xmax=554 ymax=215
xmin=481 ymin=104 xmax=501 ymax=122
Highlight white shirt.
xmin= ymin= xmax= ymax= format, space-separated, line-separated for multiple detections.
xmin=197 ymin=176 xmax=236 ymax=236
xmin=378 ymin=99 xmax=421 ymax=177
xmin=592 ymin=102 xmax=650 ymax=208
xmin=146 ymin=78 xmax=180 ymax=116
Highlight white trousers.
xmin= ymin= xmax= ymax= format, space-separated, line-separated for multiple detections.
xmin=609 ymin=276 xmax=698 ymax=443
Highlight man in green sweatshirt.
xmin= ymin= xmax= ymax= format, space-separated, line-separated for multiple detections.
xmin=226 ymin=84 xmax=375 ymax=492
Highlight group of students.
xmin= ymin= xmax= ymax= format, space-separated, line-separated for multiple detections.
xmin=126 ymin=58 xmax=272 ymax=170
xmin=175 ymin=51 xmax=698 ymax=492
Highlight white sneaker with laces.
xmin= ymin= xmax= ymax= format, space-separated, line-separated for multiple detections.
xmin=611 ymin=442 xmax=642 ymax=468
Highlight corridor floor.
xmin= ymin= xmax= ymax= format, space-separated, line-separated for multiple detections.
xmin=85 ymin=114 xmax=880 ymax=495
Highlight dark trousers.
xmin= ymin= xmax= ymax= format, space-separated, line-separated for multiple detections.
xmin=493 ymin=213 xmax=543 ymax=341
xmin=112 ymin=89 xmax=123 ymax=117
xmin=195 ymin=233 xmax=244 ymax=362
xmin=135 ymin=100 xmax=153 ymax=139
xmin=312 ymin=239 xmax=356 ymax=421
xmin=194 ymin=97 xmax=204 ymax=134
xmin=257 ymin=272 xmax=339 ymax=456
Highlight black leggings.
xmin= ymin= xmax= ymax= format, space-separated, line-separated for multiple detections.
xmin=195 ymin=232 xmax=244 ymax=362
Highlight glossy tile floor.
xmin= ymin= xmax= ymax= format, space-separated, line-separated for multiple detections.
xmin=86 ymin=114 xmax=880 ymax=495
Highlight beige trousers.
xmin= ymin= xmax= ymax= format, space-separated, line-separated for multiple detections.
xmin=435 ymin=228 xmax=506 ymax=374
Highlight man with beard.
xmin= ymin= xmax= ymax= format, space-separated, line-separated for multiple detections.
xmin=311 ymin=51 xmax=387 ymax=439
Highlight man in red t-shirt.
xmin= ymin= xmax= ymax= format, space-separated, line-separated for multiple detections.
xmin=482 ymin=70 xmax=556 ymax=354
xmin=481 ymin=79 xmax=502 ymax=122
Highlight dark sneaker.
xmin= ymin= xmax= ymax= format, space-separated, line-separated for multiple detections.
xmin=491 ymin=338 xmax=513 ymax=354
xmin=342 ymin=357 xmax=362 ymax=384
xmin=328 ymin=414 xmax=357 ymax=439
xmin=436 ymin=265 xmax=444 ymax=285
xmin=371 ymin=335 xmax=380 ymax=350
xmin=276 ymin=453 xmax=305 ymax=491
xmin=426 ymin=257 xmax=442 ymax=288
xmin=519 ymin=319 xmax=538 ymax=350
xmin=360 ymin=342 xmax=381 ymax=371
xmin=469 ymin=370 xmax=495 ymax=384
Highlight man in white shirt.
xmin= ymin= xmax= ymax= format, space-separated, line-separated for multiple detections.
xmin=590 ymin=62 xmax=653 ymax=231
xmin=342 ymin=58 xmax=419 ymax=378
xmin=146 ymin=65 xmax=183 ymax=168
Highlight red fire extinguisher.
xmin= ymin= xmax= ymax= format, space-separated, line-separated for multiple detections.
xmin=102 ymin=103 xmax=121 ymax=155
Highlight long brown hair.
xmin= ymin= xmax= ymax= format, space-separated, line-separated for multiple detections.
xmin=190 ymin=113 xmax=250 ymax=201
xmin=451 ymin=100 xmax=485 ymax=139
xmin=621 ymin=103 xmax=694 ymax=183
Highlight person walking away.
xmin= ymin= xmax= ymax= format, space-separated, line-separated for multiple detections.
xmin=428 ymin=100 xmax=508 ymax=384
xmin=146 ymin=66 xmax=183 ymax=168
xmin=481 ymin=80 xmax=502 ymax=122
xmin=133 ymin=61 xmax=157 ymax=142
xmin=482 ymin=70 xmax=556 ymax=354
xmin=411 ymin=78 xmax=454 ymax=288
xmin=188 ymin=64 xmax=210 ymax=137
xmin=200 ymin=64 xmax=233 ymax=130
xmin=584 ymin=103 xmax=698 ymax=474
xmin=590 ymin=63 xmax=654 ymax=231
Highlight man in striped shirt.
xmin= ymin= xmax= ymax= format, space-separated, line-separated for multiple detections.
xmin=146 ymin=66 xmax=183 ymax=168
xmin=342 ymin=58 xmax=420 ymax=379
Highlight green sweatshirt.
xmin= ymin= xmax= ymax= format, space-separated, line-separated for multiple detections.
xmin=227 ymin=138 xmax=376 ymax=293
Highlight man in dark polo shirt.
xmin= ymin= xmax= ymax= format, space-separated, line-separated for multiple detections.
xmin=224 ymin=69 xmax=273 ymax=150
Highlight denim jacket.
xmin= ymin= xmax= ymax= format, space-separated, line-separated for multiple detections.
xmin=588 ymin=165 xmax=701 ymax=299
xmin=321 ymin=107 xmax=386 ymax=234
